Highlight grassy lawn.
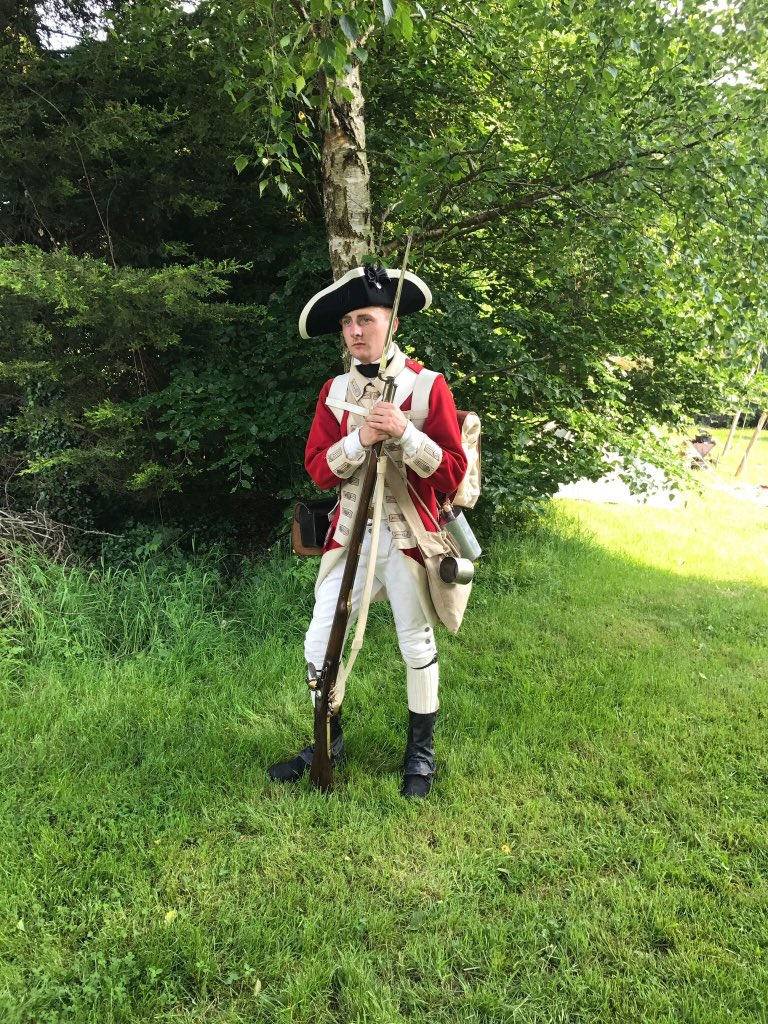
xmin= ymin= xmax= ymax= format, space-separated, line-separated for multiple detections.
xmin=1 ymin=479 xmax=766 ymax=1023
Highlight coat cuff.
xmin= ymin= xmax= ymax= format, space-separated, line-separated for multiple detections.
xmin=342 ymin=428 xmax=368 ymax=462
xmin=401 ymin=421 xmax=443 ymax=478
xmin=327 ymin=436 xmax=365 ymax=478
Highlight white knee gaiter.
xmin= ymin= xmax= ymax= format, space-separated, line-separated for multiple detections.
xmin=407 ymin=661 xmax=440 ymax=714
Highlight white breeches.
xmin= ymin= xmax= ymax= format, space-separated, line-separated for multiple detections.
xmin=304 ymin=524 xmax=439 ymax=713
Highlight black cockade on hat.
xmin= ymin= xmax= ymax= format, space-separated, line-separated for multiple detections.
xmin=363 ymin=263 xmax=389 ymax=290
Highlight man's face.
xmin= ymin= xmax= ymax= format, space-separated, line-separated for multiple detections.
xmin=340 ymin=306 xmax=397 ymax=364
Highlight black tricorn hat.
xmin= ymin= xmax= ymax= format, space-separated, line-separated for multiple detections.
xmin=299 ymin=264 xmax=432 ymax=339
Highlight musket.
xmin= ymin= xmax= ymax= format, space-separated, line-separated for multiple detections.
xmin=309 ymin=235 xmax=414 ymax=792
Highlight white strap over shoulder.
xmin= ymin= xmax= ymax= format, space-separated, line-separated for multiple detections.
xmin=392 ymin=366 xmax=418 ymax=409
xmin=409 ymin=369 xmax=438 ymax=429
xmin=325 ymin=373 xmax=351 ymax=423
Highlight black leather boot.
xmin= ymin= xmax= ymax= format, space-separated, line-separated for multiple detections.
xmin=267 ymin=710 xmax=344 ymax=782
xmin=402 ymin=710 xmax=437 ymax=799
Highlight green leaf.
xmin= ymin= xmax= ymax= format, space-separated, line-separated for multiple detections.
xmin=259 ymin=179 xmax=269 ymax=195
xmin=278 ymin=181 xmax=289 ymax=198
xmin=382 ymin=0 xmax=395 ymax=24
xmin=331 ymin=40 xmax=348 ymax=75
xmin=318 ymin=37 xmax=336 ymax=64
xmin=352 ymin=46 xmax=368 ymax=63
xmin=234 ymin=89 xmax=255 ymax=114
xmin=339 ymin=15 xmax=358 ymax=43
xmin=294 ymin=75 xmax=306 ymax=94
xmin=234 ymin=155 xmax=249 ymax=174
xmin=396 ymin=4 xmax=413 ymax=40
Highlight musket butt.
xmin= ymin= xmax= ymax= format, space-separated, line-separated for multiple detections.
xmin=309 ymin=762 xmax=333 ymax=792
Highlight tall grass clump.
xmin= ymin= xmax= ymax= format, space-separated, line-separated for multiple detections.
xmin=0 ymin=541 xmax=317 ymax=668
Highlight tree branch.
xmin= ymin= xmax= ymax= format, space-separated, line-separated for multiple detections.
xmin=23 ymin=84 xmax=117 ymax=269
xmin=288 ymin=0 xmax=312 ymax=26
xmin=382 ymin=127 xmax=738 ymax=255
xmin=432 ymin=12 xmax=509 ymax=82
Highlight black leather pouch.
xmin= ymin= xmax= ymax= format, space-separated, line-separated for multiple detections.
xmin=291 ymin=498 xmax=337 ymax=556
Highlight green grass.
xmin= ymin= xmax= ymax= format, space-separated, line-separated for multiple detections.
xmin=1 ymin=484 xmax=767 ymax=1023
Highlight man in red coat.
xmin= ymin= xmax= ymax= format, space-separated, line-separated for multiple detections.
xmin=268 ymin=265 xmax=467 ymax=798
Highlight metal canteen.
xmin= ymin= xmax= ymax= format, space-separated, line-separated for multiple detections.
xmin=438 ymin=556 xmax=475 ymax=585
xmin=442 ymin=509 xmax=482 ymax=561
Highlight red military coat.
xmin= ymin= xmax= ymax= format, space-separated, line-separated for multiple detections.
xmin=305 ymin=355 xmax=468 ymax=562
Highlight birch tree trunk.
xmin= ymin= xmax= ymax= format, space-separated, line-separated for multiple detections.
xmin=321 ymin=63 xmax=374 ymax=280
